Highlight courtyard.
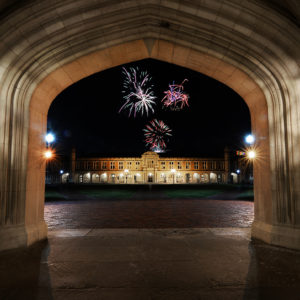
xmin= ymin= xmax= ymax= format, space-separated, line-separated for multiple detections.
xmin=1 ymin=185 xmax=300 ymax=299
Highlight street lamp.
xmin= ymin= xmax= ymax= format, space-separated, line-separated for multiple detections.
xmin=44 ymin=149 xmax=53 ymax=159
xmin=45 ymin=133 xmax=55 ymax=144
xmin=247 ymin=150 xmax=256 ymax=160
xmin=245 ymin=134 xmax=255 ymax=145
xmin=171 ymin=168 xmax=176 ymax=184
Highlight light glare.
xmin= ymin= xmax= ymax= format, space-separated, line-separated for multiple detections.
xmin=245 ymin=134 xmax=255 ymax=144
xmin=44 ymin=150 xmax=53 ymax=159
xmin=248 ymin=150 xmax=256 ymax=159
xmin=45 ymin=133 xmax=55 ymax=143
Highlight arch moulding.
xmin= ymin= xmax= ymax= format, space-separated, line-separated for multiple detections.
xmin=1 ymin=39 xmax=300 ymax=251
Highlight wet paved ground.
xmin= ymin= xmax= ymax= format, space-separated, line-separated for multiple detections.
xmin=1 ymin=228 xmax=300 ymax=300
xmin=2 ymin=187 xmax=300 ymax=299
xmin=45 ymin=195 xmax=254 ymax=230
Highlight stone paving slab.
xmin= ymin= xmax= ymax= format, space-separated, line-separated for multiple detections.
xmin=1 ymin=228 xmax=300 ymax=300
xmin=45 ymin=198 xmax=254 ymax=229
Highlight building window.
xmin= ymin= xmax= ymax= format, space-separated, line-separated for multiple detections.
xmin=110 ymin=162 xmax=115 ymax=169
xmin=102 ymin=162 xmax=107 ymax=170
xmin=170 ymin=162 xmax=174 ymax=169
xmin=186 ymin=162 xmax=191 ymax=169
xmin=87 ymin=161 xmax=93 ymax=170
xmin=127 ymin=161 xmax=132 ymax=169
xmin=135 ymin=161 xmax=140 ymax=169
xmin=147 ymin=160 xmax=154 ymax=168
xmin=177 ymin=162 xmax=182 ymax=169
xmin=161 ymin=161 xmax=166 ymax=169
xmin=194 ymin=162 xmax=199 ymax=169
xmin=94 ymin=162 xmax=99 ymax=170
xmin=202 ymin=161 xmax=207 ymax=170
xmin=119 ymin=162 xmax=123 ymax=169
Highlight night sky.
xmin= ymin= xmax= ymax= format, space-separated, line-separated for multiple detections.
xmin=47 ymin=59 xmax=251 ymax=158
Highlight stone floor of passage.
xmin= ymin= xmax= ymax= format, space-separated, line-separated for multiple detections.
xmin=1 ymin=228 xmax=300 ymax=300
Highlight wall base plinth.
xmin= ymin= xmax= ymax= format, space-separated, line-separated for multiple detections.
xmin=252 ymin=220 xmax=300 ymax=250
xmin=0 ymin=221 xmax=48 ymax=252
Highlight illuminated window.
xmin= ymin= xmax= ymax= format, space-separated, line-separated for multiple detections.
xmin=194 ymin=162 xmax=199 ymax=169
xmin=119 ymin=162 xmax=123 ymax=169
xmin=202 ymin=161 xmax=207 ymax=170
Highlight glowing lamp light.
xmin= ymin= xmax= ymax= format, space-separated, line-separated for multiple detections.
xmin=236 ymin=169 xmax=240 ymax=174
xmin=60 ymin=170 xmax=64 ymax=174
xmin=247 ymin=150 xmax=256 ymax=159
xmin=45 ymin=133 xmax=55 ymax=143
xmin=245 ymin=134 xmax=255 ymax=144
xmin=171 ymin=169 xmax=176 ymax=173
xmin=44 ymin=150 xmax=53 ymax=159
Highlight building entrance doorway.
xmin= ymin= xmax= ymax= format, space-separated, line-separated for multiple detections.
xmin=148 ymin=174 xmax=153 ymax=183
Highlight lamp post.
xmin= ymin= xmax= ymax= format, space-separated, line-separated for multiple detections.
xmin=171 ymin=169 xmax=176 ymax=184
xmin=236 ymin=169 xmax=240 ymax=184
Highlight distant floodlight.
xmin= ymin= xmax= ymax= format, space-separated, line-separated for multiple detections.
xmin=45 ymin=133 xmax=55 ymax=143
xmin=247 ymin=150 xmax=256 ymax=159
xmin=236 ymin=169 xmax=240 ymax=174
xmin=44 ymin=150 xmax=53 ymax=159
xmin=245 ymin=134 xmax=255 ymax=144
xmin=60 ymin=170 xmax=64 ymax=174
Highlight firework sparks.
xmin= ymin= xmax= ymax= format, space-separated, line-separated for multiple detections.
xmin=162 ymin=79 xmax=189 ymax=110
xmin=119 ymin=67 xmax=156 ymax=117
xmin=144 ymin=119 xmax=172 ymax=152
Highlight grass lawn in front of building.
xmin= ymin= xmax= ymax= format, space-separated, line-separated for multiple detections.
xmin=164 ymin=189 xmax=219 ymax=198
xmin=80 ymin=189 xmax=135 ymax=198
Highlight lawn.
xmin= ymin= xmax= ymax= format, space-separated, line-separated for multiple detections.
xmin=165 ymin=189 xmax=219 ymax=198
xmin=80 ymin=189 xmax=134 ymax=198
xmin=45 ymin=191 xmax=66 ymax=200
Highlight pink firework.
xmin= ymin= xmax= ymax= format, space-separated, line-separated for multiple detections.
xmin=144 ymin=119 xmax=172 ymax=152
xmin=162 ymin=79 xmax=189 ymax=110
xmin=119 ymin=67 xmax=156 ymax=117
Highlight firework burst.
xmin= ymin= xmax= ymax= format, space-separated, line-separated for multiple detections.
xmin=144 ymin=119 xmax=172 ymax=152
xmin=119 ymin=67 xmax=156 ymax=117
xmin=162 ymin=79 xmax=189 ymax=110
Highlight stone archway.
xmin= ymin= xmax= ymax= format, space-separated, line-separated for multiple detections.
xmin=0 ymin=1 xmax=299 ymax=251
